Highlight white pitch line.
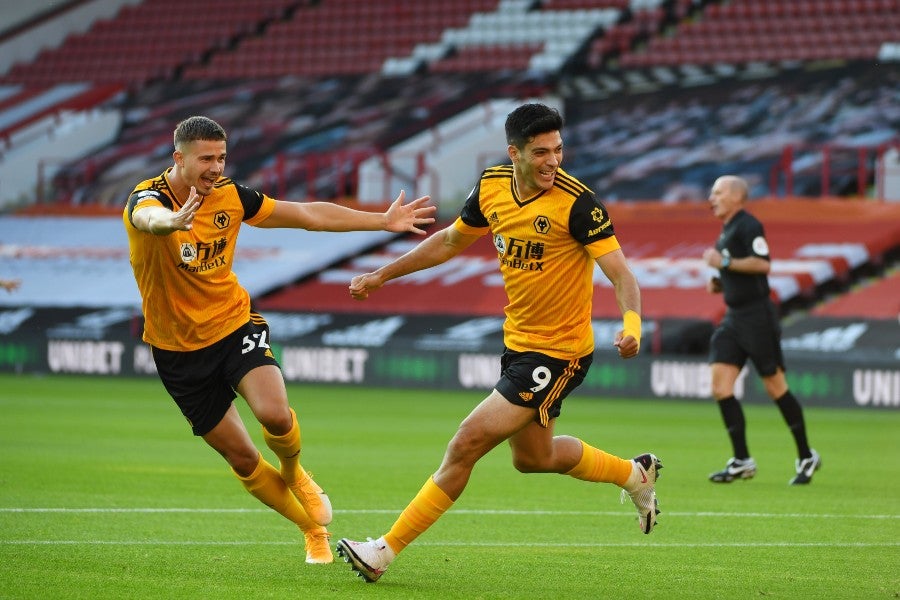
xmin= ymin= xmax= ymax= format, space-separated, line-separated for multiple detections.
xmin=0 ymin=540 xmax=897 ymax=549
xmin=0 ymin=508 xmax=897 ymax=519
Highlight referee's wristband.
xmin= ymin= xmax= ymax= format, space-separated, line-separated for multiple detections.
xmin=623 ymin=310 xmax=642 ymax=345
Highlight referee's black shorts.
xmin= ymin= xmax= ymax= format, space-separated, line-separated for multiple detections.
xmin=709 ymin=299 xmax=785 ymax=377
xmin=151 ymin=317 xmax=280 ymax=436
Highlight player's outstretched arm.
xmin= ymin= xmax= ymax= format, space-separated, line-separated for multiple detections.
xmin=132 ymin=186 xmax=201 ymax=235
xmin=260 ymin=190 xmax=435 ymax=233
xmin=350 ymin=225 xmax=478 ymax=300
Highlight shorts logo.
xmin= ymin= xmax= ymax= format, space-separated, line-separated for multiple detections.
xmin=518 ymin=391 xmax=534 ymax=402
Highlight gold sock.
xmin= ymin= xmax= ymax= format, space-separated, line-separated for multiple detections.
xmin=565 ymin=439 xmax=632 ymax=486
xmin=262 ymin=408 xmax=301 ymax=483
xmin=384 ymin=476 xmax=454 ymax=554
xmin=235 ymin=454 xmax=319 ymax=532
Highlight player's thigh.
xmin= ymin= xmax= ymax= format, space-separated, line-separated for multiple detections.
xmin=152 ymin=343 xmax=236 ymax=437
xmin=224 ymin=318 xmax=289 ymax=431
xmin=450 ymin=390 xmax=537 ymax=460
xmin=236 ymin=364 xmax=291 ymax=430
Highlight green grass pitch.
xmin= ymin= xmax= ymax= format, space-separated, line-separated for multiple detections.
xmin=1 ymin=374 xmax=897 ymax=599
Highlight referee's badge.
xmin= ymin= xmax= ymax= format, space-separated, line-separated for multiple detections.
xmin=752 ymin=236 xmax=769 ymax=256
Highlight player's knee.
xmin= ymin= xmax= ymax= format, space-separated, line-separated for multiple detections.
xmin=711 ymin=383 xmax=733 ymax=399
xmin=259 ymin=405 xmax=293 ymax=436
xmin=511 ymin=453 xmax=548 ymax=473
xmin=227 ymin=448 xmax=262 ymax=477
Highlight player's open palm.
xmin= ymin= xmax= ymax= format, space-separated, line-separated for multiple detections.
xmin=171 ymin=186 xmax=201 ymax=230
xmin=384 ymin=190 xmax=435 ymax=234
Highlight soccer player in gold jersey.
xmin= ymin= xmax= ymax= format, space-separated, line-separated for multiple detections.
xmin=123 ymin=115 xmax=435 ymax=565
xmin=338 ymin=103 xmax=661 ymax=583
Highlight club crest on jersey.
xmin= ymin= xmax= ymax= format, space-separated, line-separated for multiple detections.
xmin=214 ymin=211 xmax=231 ymax=230
xmin=493 ymin=233 xmax=507 ymax=256
xmin=533 ymin=215 xmax=551 ymax=234
xmin=180 ymin=243 xmax=198 ymax=263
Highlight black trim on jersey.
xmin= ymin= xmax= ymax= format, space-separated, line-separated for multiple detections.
xmin=569 ymin=192 xmax=615 ymax=246
xmin=554 ymin=171 xmax=591 ymax=199
xmin=460 ymin=177 xmax=489 ymax=228
xmin=126 ymin=174 xmax=174 ymax=227
xmin=233 ymin=181 xmax=266 ymax=221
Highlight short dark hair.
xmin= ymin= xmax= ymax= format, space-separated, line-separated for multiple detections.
xmin=505 ymin=103 xmax=563 ymax=149
xmin=174 ymin=116 xmax=227 ymax=150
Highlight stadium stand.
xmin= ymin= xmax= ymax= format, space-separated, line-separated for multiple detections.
xmin=0 ymin=213 xmax=398 ymax=308
xmin=0 ymin=0 xmax=897 ymax=349
xmin=0 ymin=0 xmax=299 ymax=86
xmin=619 ymin=0 xmax=900 ymax=68
xmin=563 ymin=62 xmax=900 ymax=201
xmin=256 ymin=199 xmax=900 ymax=322
xmin=812 ymin=269 xmax=900 ymax=319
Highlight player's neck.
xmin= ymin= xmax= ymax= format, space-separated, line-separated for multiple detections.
xmin=166 ymin=166 xmax=191 ymax=203
xmin=512 ymin=173 xmax=537 ymax=200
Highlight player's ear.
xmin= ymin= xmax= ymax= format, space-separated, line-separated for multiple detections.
xmin=507 ymin=144 xmax=518 ymax=163
xmin=173 ymin=149 xmax=183 ymax=168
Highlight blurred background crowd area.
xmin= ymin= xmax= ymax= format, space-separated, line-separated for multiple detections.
xmin=0 ymin=0 xmax=897 ymax=365
xmin=1 ymin=0 xmax=898 ymax=210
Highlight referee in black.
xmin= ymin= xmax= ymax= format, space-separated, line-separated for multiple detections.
xmin=702 ymin=175 xmax=819 ymax=485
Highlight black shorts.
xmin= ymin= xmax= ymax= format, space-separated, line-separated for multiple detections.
xmin=151 ymin=316 xmax=280 ymax=436
xmin=709 ymin=300 xmax=785 ymax=377
xmin=495 ymin=348 xmax=593 ymax=428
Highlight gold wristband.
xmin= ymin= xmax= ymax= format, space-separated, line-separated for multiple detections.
xmin=623 ymin=310 xmax=642 ymax=341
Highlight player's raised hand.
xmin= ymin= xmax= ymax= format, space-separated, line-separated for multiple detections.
xmin=383 ymin=190 xmax=436 ymax=235
xmin=171 ymin=186 xmax=201 ymax=231
xmin=349 ymin=272 xmax=384 ymax=300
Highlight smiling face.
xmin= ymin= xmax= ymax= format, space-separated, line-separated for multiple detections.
xmin=172 ymin=139 xmax=227 ymax=197
xmin=509 ymin=130 xmax=562 ymax=198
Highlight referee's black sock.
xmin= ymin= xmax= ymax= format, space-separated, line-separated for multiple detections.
xmin=717 ymin=395 xmax=750 ymax=459
xmin=775 ymin=391 xmax=812 ymax=459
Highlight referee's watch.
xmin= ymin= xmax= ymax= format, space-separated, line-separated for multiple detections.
xmin=721 ymin=255 xmax=731 ymax=270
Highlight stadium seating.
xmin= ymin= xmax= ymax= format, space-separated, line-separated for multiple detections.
xmin=619 ymin=0 xmax=900 ymax=67
xmin=812 ymin=270 xmax=900 ymax=319
xmin=257 ymin=199 xmax=900 ymax=325
xmin=0 ymin=0 xmax=296 ymax=86
xmin=1 ymin=0 xmax=898 ymax=333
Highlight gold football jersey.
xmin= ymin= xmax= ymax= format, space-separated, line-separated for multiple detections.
xmin=454 ymin=165 xmax=620 ymax=360
xmin=124 ymin=169 xmax=276 ymax=351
